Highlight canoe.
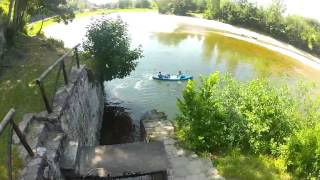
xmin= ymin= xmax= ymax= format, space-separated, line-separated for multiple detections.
xmin=152 ymin=74 xmax=193 ymax=81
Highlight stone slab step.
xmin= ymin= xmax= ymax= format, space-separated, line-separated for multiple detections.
xmin=76 ymin=142 xmax=169 ymax=178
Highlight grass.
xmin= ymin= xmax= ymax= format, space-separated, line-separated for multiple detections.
xmin=215 ymin=150 xmax=292 ymax=180
xmin=27 ymin=8 xmax=156 ymax=36
xmin=0 ymin=36 xmax=71 ymax=179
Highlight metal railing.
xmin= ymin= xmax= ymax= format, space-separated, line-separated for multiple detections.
xmin=36 ymin=44 xmax=81 ymax=113
xmin=0 ymin=109 xmax=35 ymax=180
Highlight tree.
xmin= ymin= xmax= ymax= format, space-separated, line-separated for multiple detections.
xmin=156 ymin=0 xmax=194 ymax=15
xmin=135 ymin=0 xmax=151 ymax=8
xmin=156 ymin=0 xmax=172 ymax=14
xmin=83 ymin=17 xmax=143 ymax=81
xmin=193 ymin=0 xmax=206 ymax=12
xmin=119 ymin=0 xmax=133 ymax=8
xmin=171 ymin=0 xmax=194 ymax=15
xmin=205 ymin=0 xmax=220 ymax=19
xmin=27 ymin=0 xmax=75 ymax=35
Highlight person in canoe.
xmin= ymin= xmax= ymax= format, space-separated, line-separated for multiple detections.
xmin=177 ymin=70 xmax=185 ymax=79
xmin=158 ymin=72 xmax=163 ymax=78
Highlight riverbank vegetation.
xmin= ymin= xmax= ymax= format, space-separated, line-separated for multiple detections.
xmin=156 ymin=0 xmax=320 ymax=57
xmin=175 ymin=72 xmax=320 ymax=179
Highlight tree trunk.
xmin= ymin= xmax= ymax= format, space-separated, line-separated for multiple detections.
xmin=37 ymin=18 xmax=44 ymax=35
xmin=7 ymin=0 xmax=15 ymax=25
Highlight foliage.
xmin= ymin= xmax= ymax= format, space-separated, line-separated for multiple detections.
xmin=119 ymin=0 xmax=134 ymax=9
xmin=216 ymin=150 xmax=291 ymax=180
xmin=282 ymin=124 xmax=320 ymax=179
xmin=206 ymin=0 xmax=320 ymax=56
xmin=82 ymin=17 xmax=143 ymax=81
xmin=135 ymin=0 xmax=151 ymax=8
xmin=156 ymin=0 xmax=195 ymax=15
xmin=204 ymin=0 xmax=220 ymax=19
xmin=192 ymin=0 xmax=206 ymax=12
xmin=156 ymin=0 xmax=172 ymax=14
xmin=27 ymin=0 xmax=75 ymax=23
xmin=176 ymin=72 xmax=319 ymax=155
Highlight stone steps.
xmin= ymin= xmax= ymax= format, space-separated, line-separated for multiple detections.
xmin=75 ymin=142 xmax=169 ymax=179
xmin=141 ymin=110 xmax=225 ymax=180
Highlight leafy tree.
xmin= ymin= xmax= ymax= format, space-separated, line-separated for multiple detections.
xmin=135 ymin=0 xmax=151 ymax=8
xmin=156 ymin=0 xmax=194 ymax=15
xmin=156 ymin=0 xmax=172 ymax=14
xmin=119 ymin=0 xmax=133 ymax=8
xmin=193 ymin=0 xmax=206 ymax=12
xmin=83 ymin=17 xmax=143 ymax=81
xmin=205 ymin=0 xmax=220 ymax=19
xmin=171 ymin=0 xmax=194 ymax=15
xmin=27 ymin=0 xmax=75 ymax=35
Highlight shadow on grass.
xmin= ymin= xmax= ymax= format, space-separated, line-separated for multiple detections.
xmin=215 ymin=151 xmax=291 ymax=180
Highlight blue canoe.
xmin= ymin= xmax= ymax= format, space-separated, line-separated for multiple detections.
xmin=152 ymin=74 xmax=193 ymax=81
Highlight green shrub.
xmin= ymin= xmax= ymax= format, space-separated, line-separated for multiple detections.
xmin=282 ymin=124 xmax=320 ymax=179
xmin=176 ymin=72 xmax=319 ymax=155
xmin=82 ymin=17 xmax=143 ymax=82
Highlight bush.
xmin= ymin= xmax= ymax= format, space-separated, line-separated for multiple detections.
xmin=176 ymin=72 xmax=319 ymax=155
xmin=156 ymin=0 xmax=195 ymax=15
xmin=282 ymin=125 xmax=320 ymax=179
xmin=82 ymin=17 xmax=143 ymax=82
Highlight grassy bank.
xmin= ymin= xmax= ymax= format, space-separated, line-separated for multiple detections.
xmin=0 ymin=36 xmax=70 ymax=179
xmin=215 ymin=151 xmax=291 ymax=180
xmin=27 ymin=8 xmax=156 ymax=36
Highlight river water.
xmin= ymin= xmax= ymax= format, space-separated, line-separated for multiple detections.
xmin=44 ymin=12 xmax=320 ymax=122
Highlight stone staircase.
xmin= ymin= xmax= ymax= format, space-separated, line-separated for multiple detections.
xmin=14 ymin=112 xmax=66 ymax=179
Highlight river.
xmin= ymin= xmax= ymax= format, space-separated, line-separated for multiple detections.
xmin=44 ymin=12 xmax=320 ymax=122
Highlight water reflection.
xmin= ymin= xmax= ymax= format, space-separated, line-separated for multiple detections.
xmin=152 ymin=25 xmax=314 ymax=80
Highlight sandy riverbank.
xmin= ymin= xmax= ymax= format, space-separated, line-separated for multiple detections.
xmin=44 ymin=11 xmax=320 ymax=71
xmin=160 ymin=13 xmax=320 ymax=70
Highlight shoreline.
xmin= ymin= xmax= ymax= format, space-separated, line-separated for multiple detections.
xmin=43 ymin=11 xmax=320 ymax=71
xmin=165 ymin=13 xmax=320 ymax=70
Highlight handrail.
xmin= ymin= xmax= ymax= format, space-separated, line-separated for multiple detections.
xmin=0 ymin=109 xmax=35 ymax=180
xmin=35 ymin=43 xmax=81 ymax=113
xmin=0 ymin=109 xmax=15 ymax=136
xmin=36 ymin=44 xmax=80 ymax=83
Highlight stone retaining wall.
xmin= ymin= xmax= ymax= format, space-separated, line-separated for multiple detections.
xmin=16 ymin=66 xmax=104 ymax=179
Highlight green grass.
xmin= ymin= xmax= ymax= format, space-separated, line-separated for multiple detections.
xmin=27 ymin=8 xmax=156 ymax=36
xmin=215 ymin=150 xmax=291 ymax=180
xmin=0 ymin=36 xmax=70 ymax=179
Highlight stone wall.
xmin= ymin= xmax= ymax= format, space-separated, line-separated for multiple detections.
xmin=54 ymin=66 xmax=104 ymax=146
xmin=16 ymin=66 xmax=104 ymax=179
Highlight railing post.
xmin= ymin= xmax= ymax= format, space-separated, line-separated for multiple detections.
xmin=61 ymin=61 xmax=68 ymax=85
xmin=36 ymin=80 xmax=52 ymax=113
xmin=75 ymin=46 xmax=80 ymax=69
xmin=7 ymin=125 xmax=13 ymax=180
xmin=11 ymin=121 xmax=35 ymax=157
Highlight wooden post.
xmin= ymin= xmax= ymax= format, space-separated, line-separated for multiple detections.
xmin=36 ymin=80 xmax=52 ymax=113
xmin=11 ymin=121 xmax=34 ymax=157
xmin=61 ymin=61 xmax=68 ymax=85
xmin=7 ymin=125 xmax=13 ymax=180
xmin=75 ymin=47 xmax=80 ymax=69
